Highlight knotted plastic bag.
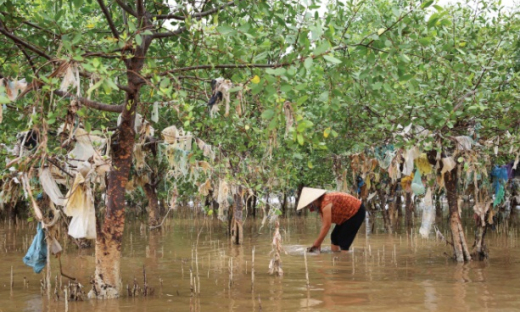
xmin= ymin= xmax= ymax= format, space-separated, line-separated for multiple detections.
xmin=411 ymin=169 xmax=425 ymax=195
xmin=23 ymin=222 xmax=47 ymax=273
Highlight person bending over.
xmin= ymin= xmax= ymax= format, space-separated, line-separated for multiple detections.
xmin=297 ymin=187 xmax=365 ymax=253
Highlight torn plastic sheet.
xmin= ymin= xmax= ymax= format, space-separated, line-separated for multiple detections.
xmin=59 ymin=64 xmax=81 ymax=96
xmin=66 ymin=128 xmax=106 ymax=168
xmin=402 ymin=147 xmax=420 ymax=176
xmin=151 ymin=102 xmax=159 ymax=123
xmin=419 ymin=188 xmax=435 ymax=238
xmin=39 ymin=167 xmax=65 ymax=206
xmin=0 ymin=78 xmax=28 ymax=101
xmin=453 ymin=136 xmax=473 ymax=151
xmin=162 ymin=125 xmax=178 ymax=144
xmin=441 ymin=157 xmax=456 ymax=174
xmin=64 ymin=173 xmax=96 ymax=239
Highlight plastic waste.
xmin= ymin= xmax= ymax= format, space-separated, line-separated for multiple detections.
xmin=64 ymin=173 xmax=96 ymax=239
xmin=419 ymin=188 xmax=435 ymax=238
xmin=39 ymin=168 xmax=65 ymax=206
xmin=411 ymin=169 xmax=425 ymax=195
xmin=414 ymin=153 xmax=432 ymax=175
xmin=402 ymin=147 xmax=420 ymax=176
xmin=23 ymin=222 xmax=47 ymax=273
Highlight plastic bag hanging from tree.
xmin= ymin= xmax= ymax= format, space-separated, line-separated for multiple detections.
xmin=23 ymin=222 xmax=47 ymax=273
xmin=419 ymin=188 xmax=435 ymax=238
xmin=64 ymin=173 xmax=96 ymax=239
xmin=411 ymin=169 xmax=425 ymax=195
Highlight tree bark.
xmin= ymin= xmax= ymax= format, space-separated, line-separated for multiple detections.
xmin=143 ymin=180 xmax=160 ymax=227
xmin=405 ymin=191 xmax=413 ymax=229
xmin=435 ymin=191 xmax=443 ymax=223
xmin=472 ymin=220 xmax=488 ymax=261
xmin=387 ymin=182 xmax=398 ymax=233
xmin=281 ymin=192 xmax=287 ymax=216
xmin=231 ymin=188 xmax=244 ymax=245
xmin=90 ymin=84 xmax=139 ymax=299
xmin=444 ymin=169 xmax=471 ymax=262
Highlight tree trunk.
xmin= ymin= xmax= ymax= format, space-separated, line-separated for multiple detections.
xmin=90 ymin=87 xmax=139 ymax=299
xmin=435 ymin=191 xmax=443 ymax=223
xmin=143 ymin=169 xmax=160 ymax=227
xmin=396 ymin=190 xmax=403 ymax=218
xmin=472 ymin=220 xmax=488 ymax=261
xmin=378 ymin=187 xmax=392 ymax=233
xmin=444 ymin=169 xmax=471 ymax=262
xmin=405 ymin=192 xmax=413 ymax=229
xmin=387 ymin=182 xmax=398 ymax=233
xmin=281 ymin=192 xmax=287 ymax=216
xmin=231 ymin=188 xmax=244 ymax=245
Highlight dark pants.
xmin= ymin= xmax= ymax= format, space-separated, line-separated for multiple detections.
xmin=331 ymin=204 xmax=365 ymax=250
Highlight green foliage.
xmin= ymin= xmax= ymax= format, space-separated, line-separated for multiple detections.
xmin=0 ymin=0 xmax=518 ymax=203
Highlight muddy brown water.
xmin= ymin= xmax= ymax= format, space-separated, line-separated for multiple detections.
xmin=1 ymin=212 xmax=520 ymax=312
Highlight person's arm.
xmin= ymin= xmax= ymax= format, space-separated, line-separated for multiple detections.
xmin=311 ymin=203 xmax=332 ymax=250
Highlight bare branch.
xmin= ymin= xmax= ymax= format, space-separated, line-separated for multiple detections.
xmin=54 ymin=90 xmax=124 ymax=113
xmin=115 ymin=0 xmax=137 ymax=17
xmin=155 ymin=1 xmax=236 ymax=20
xmin=152 ymin=26 xmax=187 ymax=39
xmin=96 ymin=0 xmax=119 ymax=39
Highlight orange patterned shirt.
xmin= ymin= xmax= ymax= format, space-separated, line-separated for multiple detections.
xmin=320 ymin=193 xmax=362 ymax=225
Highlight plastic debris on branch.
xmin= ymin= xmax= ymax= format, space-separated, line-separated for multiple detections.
xmin=491 ymin=166 xmax=508 ymax=207
xmin=64 ymin=171 xmax=96 ymax=239
xmin=39 ymin=168 xmax=66 ymax=206
xmin=419 ymin=188 xmax=435 ymax=238
xmin=411 ymin=169 xmax=425 ymax=195
xmin=23 ymin=222 xmax=47 ymax=273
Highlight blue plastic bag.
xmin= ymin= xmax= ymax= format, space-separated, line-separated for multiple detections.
xmin=23 ymin=222 xmax=47 ymax=273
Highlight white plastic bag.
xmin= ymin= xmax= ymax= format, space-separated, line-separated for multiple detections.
xmin=64 ymin=173 xmax=96 ymax=239
xmin=419 ymin=188 xmax=435 ymax=238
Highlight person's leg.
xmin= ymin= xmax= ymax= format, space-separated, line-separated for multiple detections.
xmin=330 ymin=224 xmax=342 ymax=252
xmin=338 ymin=204 xmax=366 ymax=251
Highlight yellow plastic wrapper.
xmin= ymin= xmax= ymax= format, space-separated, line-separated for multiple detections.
xmin=415 ymin=153 xmax=432 ymax=175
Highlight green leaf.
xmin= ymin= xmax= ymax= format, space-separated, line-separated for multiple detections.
xmin=421 ymin=0 xmax=434 ymax=9
xmin=84 ymin=121 xmax=91 ymax=133
xmin=261 ymin=109 xmax=275 ymax=120
xmin=313 ymin=41 xmax=330 ymax=56
xmin=304 ymin=57 xmax=313 ymax=69
xmin=135 ymin=34 xmax=142 ymax=46
xmin=323 ymin=55 xmax=342 ymax=64
xmin=217 ymin=25 xmax=234 ymax=35
xmin=297 ymin=133 xmax=304 ymax=145
xmin=160 ymin=77 xmax=170 ymax=89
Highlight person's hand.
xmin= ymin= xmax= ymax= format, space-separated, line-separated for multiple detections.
xmin=307 ymin=246 xmax=320 ymax=253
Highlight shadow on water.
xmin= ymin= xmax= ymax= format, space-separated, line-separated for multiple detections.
xmin=1 ymin=206 xmax=520 ymax=311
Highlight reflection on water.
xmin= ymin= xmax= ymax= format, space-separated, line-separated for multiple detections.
xmin=1 ymin=213 xmax=519 ymax=312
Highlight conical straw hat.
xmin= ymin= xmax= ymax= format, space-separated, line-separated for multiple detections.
xmin=297 ymin=187 xmax=327 ymax=210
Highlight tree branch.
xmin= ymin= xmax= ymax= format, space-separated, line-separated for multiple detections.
xmin=155 ymin=1 xmax=236 ymax=20
xmin=54 ymin=90 xmax=124 ymax=113
xmin=137 ymin=0 xmax=145 ymax=16
xmin=0 ymin=18 xmax=39 ymax=76
xmin=96 ymin=0 xmax=119 ymax=39
xmin=0 ymin=25 xmax=52 ymax=60
xmin=148 ymin=62 xmax=291 ymax=78
xmin=114 ymin=0 xmax=137 ymax=17
xmin=152 ymin=26 xmax=187 ymax=39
